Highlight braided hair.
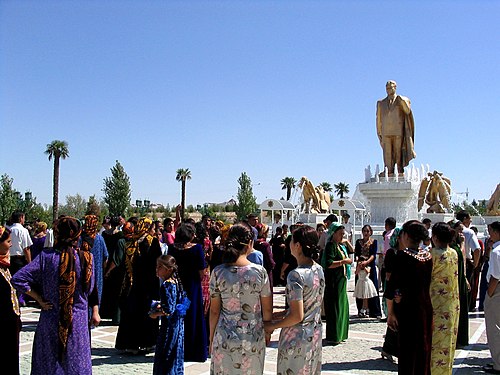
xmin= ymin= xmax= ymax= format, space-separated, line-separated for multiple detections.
xmin=223 ymin=222 xmax=253 ymax=263
xmin=157 ymin=254 xmax=185 ymax=297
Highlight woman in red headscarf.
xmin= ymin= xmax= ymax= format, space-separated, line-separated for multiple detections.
xmin=0 ymin=226 xmax=22 ymax=375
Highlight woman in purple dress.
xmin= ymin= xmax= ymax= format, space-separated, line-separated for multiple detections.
xmin=12 ymin=217 xmax=98 ymax=375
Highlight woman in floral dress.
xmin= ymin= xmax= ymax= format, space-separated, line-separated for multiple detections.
xmin=209 ymin=222 xmax=272 ymax=375
xmin=429 ymin=222 xmax=460 ymax=374
xmin=265 ymin=225 xmax=325 ymax=375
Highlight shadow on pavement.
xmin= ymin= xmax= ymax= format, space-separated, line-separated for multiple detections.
xmin=91 ymin=348 xmax=154 ymax=366
xmin=322 ymin=357 xmax=397 ymax=372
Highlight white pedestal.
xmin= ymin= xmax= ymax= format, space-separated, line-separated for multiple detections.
xmin=358 ymin=179 xmax=419 ymax=225
xmin=421 ymin=213 xmax=455 ymax=224
xmin=298 ymin=213 xmax=329 ymax=226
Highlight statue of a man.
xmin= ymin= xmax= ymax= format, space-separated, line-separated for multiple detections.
xmin=376 ymin=80 xmax=416 ymax=175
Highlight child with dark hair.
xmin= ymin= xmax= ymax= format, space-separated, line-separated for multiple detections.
xmin=150 ymin=255 xmax=185 ymax=375
xmin=265 ymin=225 xmax=325 ymax=374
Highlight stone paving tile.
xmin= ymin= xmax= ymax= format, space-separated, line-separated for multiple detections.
xmin=19 ymin=280 xmax=489 ymax=374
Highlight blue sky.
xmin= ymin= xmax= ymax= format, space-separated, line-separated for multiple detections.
xmin=1 ymin=0 xmax=499 ymax=208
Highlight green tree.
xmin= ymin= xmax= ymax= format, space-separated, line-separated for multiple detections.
xmin=236 ymin=172 xmax=258 ymax=220
xmin=103 ymin=160 xmax=131 ymax=216
xmin=319 ymin=182 xmax=333 ymax=192
xmin=86 ymin=195 xmax=101 ymax=216
xmin=176 ymin=168 xmax=192 ymax=219
xmin=281 ymin=177 xmax=297 ymax=201
xmin=59 ymin=194 xmax=87 ymax=218
xmin=0 ymin=174 xmax=18 ymax=224
xmin=45 ymin=140 xmax=70 ymax=221
xmin=334 ymin=182 xmax=350 ymax=198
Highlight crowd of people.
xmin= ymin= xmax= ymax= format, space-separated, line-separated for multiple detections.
xmin=0 ymin=207 xmax=499 ymax=375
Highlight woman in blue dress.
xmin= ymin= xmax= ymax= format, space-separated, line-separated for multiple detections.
xmin=150 ymin=255 xmax=185 ymax=375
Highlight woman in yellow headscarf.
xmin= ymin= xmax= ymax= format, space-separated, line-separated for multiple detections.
xmin=115 ymin=217 xmax=163 ymax=354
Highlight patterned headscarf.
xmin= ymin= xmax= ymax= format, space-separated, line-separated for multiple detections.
xmin=122 ymin=217 xmax=153 ymax=295
xmin=80 ymin=215 xmax=99 ymax=252
xmin=54 ymin=217 xmax=92 ymax=362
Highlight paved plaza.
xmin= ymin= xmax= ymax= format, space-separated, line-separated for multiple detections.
xmin=20 ymin=278 xmax=489 ymax=375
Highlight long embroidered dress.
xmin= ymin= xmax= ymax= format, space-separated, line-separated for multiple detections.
xmin=384 ymin=248 xmax=433 ymax=375
xmin=153 ymin=279 xmax=184 ymax=375
xmin=322 ymin=240 xmax=350 ymax=343
xmin=451 ymin=243 xmax=469 ymax=347
xmin=0 ymin=265 xmax=21 ymax=375
xmin=12 ymin=248 xmax=95 ymax=375
xmin=430 ymin=246 xmax=460 ymax=374
xmin=277 ymin=263 xmax=325 ymax=375
xmin=209 ymin=263 xmax=271 ymax=374
xmin=169 ymin=243 xmax=208 ymax=362
xmin=115 ymin=237 xmax=161 ymax=351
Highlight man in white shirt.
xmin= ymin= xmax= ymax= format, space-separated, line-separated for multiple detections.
xmin=271 ymin=213 xmax=282 ymax=236
xmin=342 ymin=213 xmax=353 ymax=243
xmin=9 ymin=211 xmax=33 ymax=306
xmin=456 ymin=210 xmax=482 ymax=310
xmin=483 ymin=221 xmax=500 ymax=374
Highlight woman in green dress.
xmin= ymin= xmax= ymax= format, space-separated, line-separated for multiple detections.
xmin=321 ymin=223 xmax=353 ymax=344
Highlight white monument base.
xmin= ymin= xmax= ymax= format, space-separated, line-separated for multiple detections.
xmin=358 ymin=179 xmax=419 ymax=225
xmin=421 ymin=212 xmax=455 ymax=224
xmin=298 ymin=213 xmax=329 ymax=226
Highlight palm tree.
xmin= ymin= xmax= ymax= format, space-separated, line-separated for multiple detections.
xmin=45 ymin=140 xmax=69 ymax=221
xmin=319 ymin=182 xmax=333 ymax=192
xmin=280 ymin=177 xmax=297 ymax=201
xmin=176 ymin=168 xmax=192 ymax=219
xmin=334 ymin=182 xmax=350 ymax=199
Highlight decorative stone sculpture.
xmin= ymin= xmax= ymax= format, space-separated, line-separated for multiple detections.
xmin=376 ymin=80 xmax=416 ymax=176
xmin=418 ymin=171 xmax=452 ymax=213
xmin=486 ymin=184 xmax=500 ymax=216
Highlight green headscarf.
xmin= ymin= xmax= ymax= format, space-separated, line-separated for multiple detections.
xmin=389 ymin=227 xmax=402 ymax=249
xmin=325 ymin=222 xmax=351 ymax=279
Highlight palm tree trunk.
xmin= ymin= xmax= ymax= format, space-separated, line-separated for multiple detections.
xmin=52 ymin=156 xmax=60 ymax=221
xmin=287 ymin=187 xmax=291 ymax=200
xmin=180 ymin=180 xmax=186 ymax=219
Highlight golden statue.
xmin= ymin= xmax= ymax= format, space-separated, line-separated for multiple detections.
xmin=486 ymin=183 xmax=500 ymax=216
xmin=418 ymin=171 xmax=452 ymax=213
xmin=298 ymin=177 xmax=320 ymax=214
xmin=315 ymin=185 xmax=331 ymax=213
xmin=376 ymin=80 xmax=416 ymax=175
